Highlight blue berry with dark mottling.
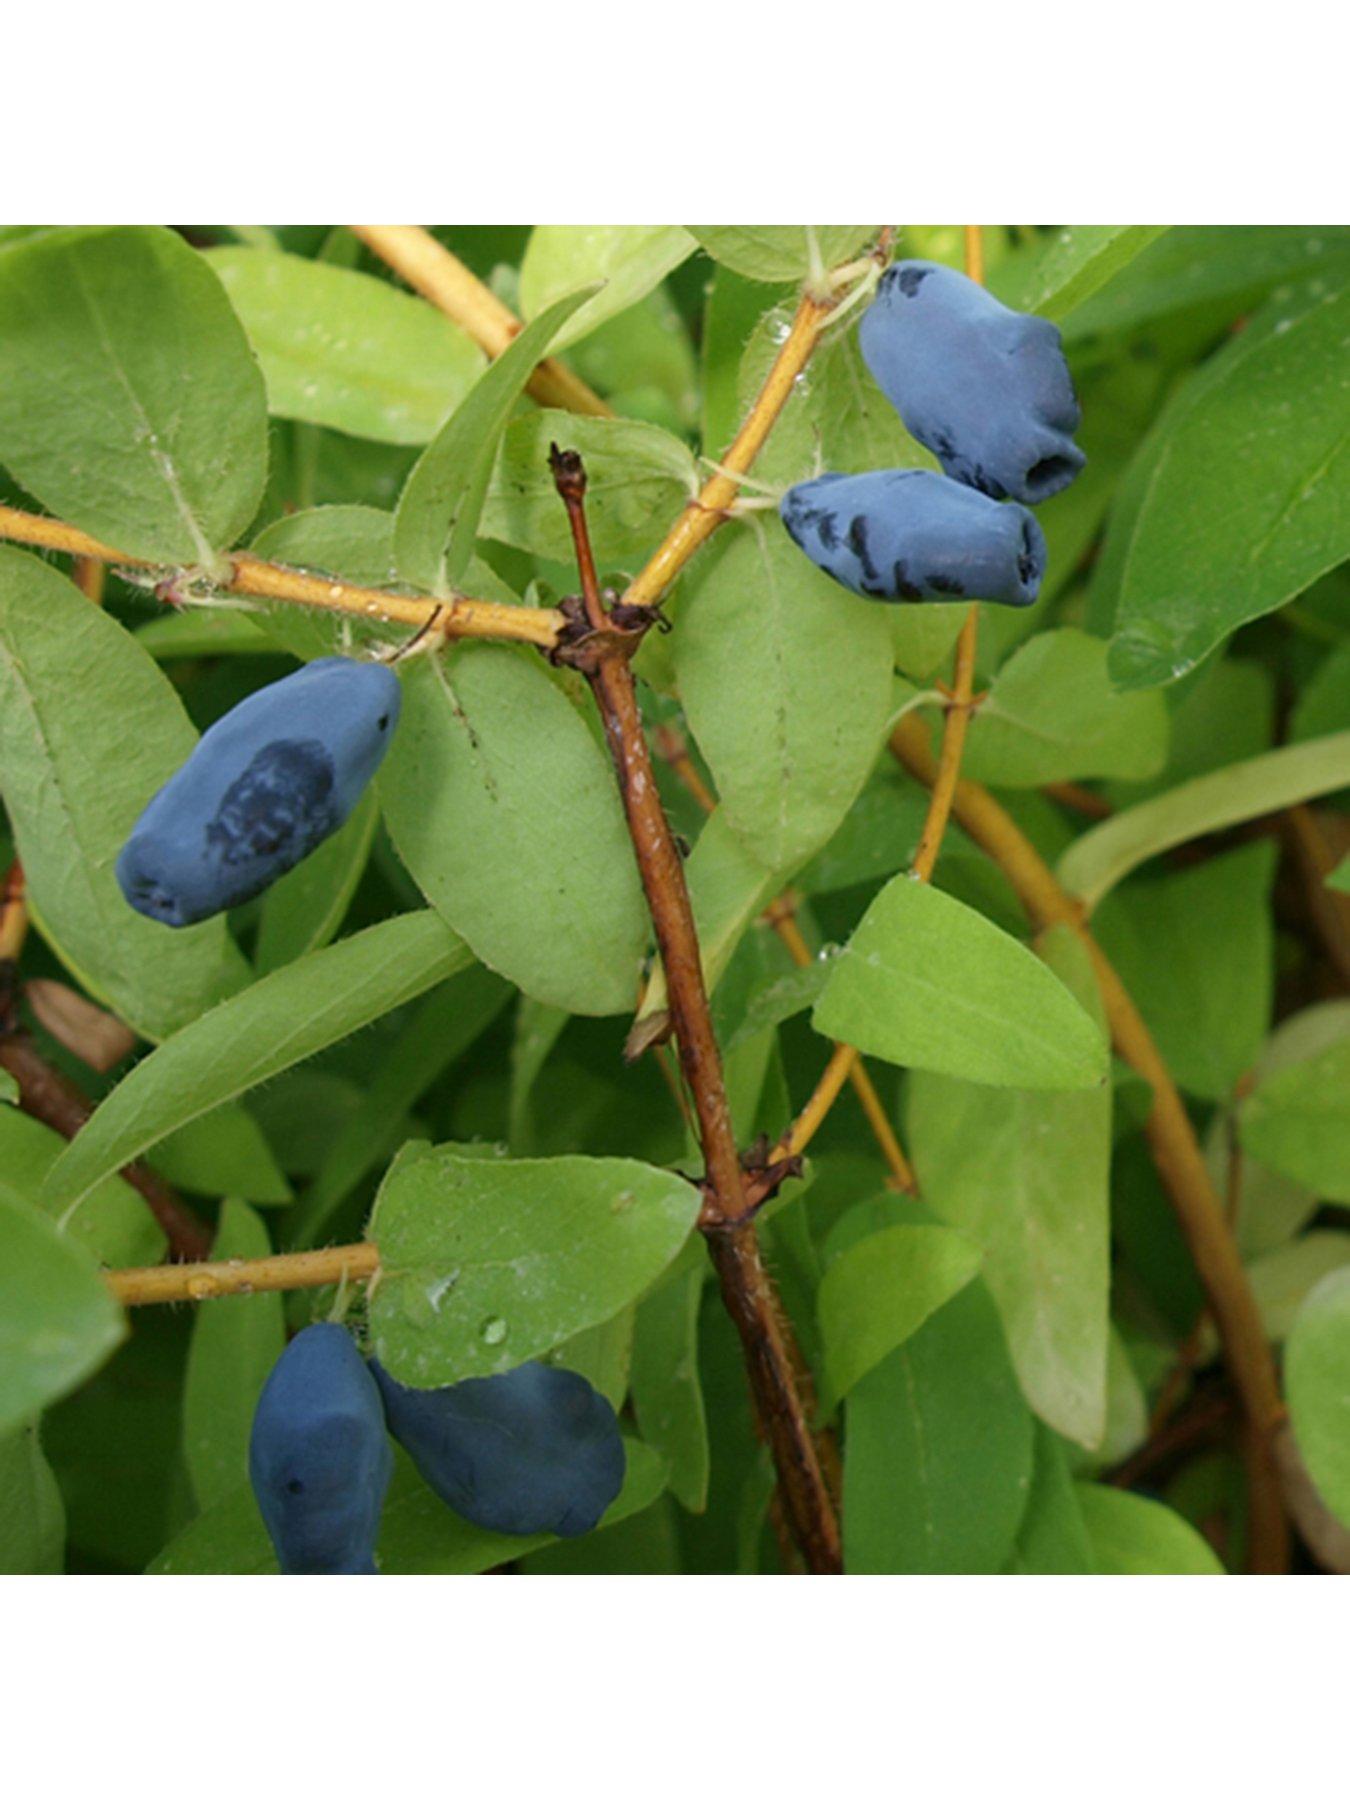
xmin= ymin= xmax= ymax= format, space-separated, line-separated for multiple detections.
xmin=781 ymin=469 xmax=1046 ymax=606
xmin=116 ymin=656 xmax=400 ymax=927
xmin=249 ymin=1323 xmax=392 ymax=1575
xmin=860 ymin=261 xmax=1085 ymax=504
xmin=373 ymin=1359 xmax=626 ymax=1539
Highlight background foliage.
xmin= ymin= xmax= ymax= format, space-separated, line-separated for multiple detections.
xmin=1 ymin=222 xmax=1347 ymax=1575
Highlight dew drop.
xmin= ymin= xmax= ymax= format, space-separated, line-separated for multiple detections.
xmin=480 ymin=1316 xmax=508 ymax=1345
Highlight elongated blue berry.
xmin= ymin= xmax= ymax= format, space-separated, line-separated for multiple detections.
xmin=859 ymin=261 xmax=1085 ymax=504
xmin=116 ymin=657 xmax=400 ymax=927
xmin=373 ymin=1360 xmax=625 ymax=1539
xmin=249 ymin=1324 xmax=392 ymax=1575
xmin=781 ymin=469 xmax=1046 ymax=606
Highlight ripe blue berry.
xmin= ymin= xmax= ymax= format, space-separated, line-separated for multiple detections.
xmin=781 ymin=469 xmax=1047 ymax=606
xmin=249 ymin=1323 xmax=392 ymax=1575
xmin=373 ymin=1360 xmax=626 ymax=1539
xmin=117 ymin=657 xmax=401 ymax=927
xmin=859 ymin=261 xmax=1085 ymax=504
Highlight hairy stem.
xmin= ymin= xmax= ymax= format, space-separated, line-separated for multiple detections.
xmin=0 ymin=506 xmax=564 ymax=650
xmin=108 ymin=1241 xmax=379 ymax=1306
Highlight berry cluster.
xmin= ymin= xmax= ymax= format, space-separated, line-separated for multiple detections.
xmin=117 ymin=656 xmax=402 ymax=927
xmin=781 ymin=260 xmax=1085 ymax=606
xmin=249 ymin=1323 xmax=626 ymax=1574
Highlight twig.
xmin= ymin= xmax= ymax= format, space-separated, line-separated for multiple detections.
xmin=0 ymin=1023 xmax=211 ymax=1262
xmin=907 ymin=226 xmax=986 ymax=886
xmin=108 ymin=1241 xmax=379 ymax=1306
xmin=653 ymin=724 xmax=915 ymax=1190
xmin=889 ymin=712 xmax=1294 ymax=1573
xmin=0 ymin=863 xmax=27 ymax=963
xmin=1044 ymin=780 xmax=1115 ymax=821
xmin=349 ymin=226 xmax=611 ymax=419
xmin=621 ymin=289 xmax=837 ymax=613
xmin=0 ymin=506 xmax=564 ymax=650
xmin=550 ymin=447 xmax=841 ymax=1575
xmin=1283 ymin=803 xmax=1350 ymax=989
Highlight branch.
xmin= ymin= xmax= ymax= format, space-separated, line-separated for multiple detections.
xmin=0 ymin=506 xmax=564 ymax=651
xmin=653 ymin=724 xmax=915 ymax=1191
xmin=908 ymin=226 xmax=985 ymax=884
xmin=0 ymin=1020 xmax=211 ymax=1262
xmin=551 ymin=447 xmax=841 ymax=1575
xmin=622 ymin=288 xmax=837 ymax=612
xmin=108 ymin=1240 xmax=379 ymax=1306
xmin=349 ymin=226 xmax=612 ymax=420
xmin=889 ymin=712 xmax=1294 ymax=1573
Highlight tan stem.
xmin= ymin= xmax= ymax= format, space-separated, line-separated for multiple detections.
xmin=349 ymin=226 xmax=611 ymax=419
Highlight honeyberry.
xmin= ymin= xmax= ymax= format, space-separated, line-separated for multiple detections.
xmin=859 ymin=260 xmax=1085 ymax=505
xmin=781 ymin=468 xmax=1046 ymax=606
xmin=116 ymin=656 xmax=401 ymax=927
xmin=373 ymin=1359 xmax=626 ymax=1540
xmin=249 ymin=1323 xmax=392 ymax=1575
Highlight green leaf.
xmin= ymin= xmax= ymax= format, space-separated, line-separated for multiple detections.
xmin=1241 ymin=1040 xmax=1350 ymax=1201
xmin=289 ymin=965 xmax=513 ymax=1247
xmin=843 ymin=1280 xmax=1034 ymax=1573
xmin=0 ymin=225 xmax=267 ymax=565
xmin=1062 ymin=225 xmax=1350 ymax=342
xmin=906 ymin=929 xmax=1112 ymax=1447
xmin=1006 ymin=1423 xmax=1094 ymax=1573
xmin=254 ymin=789 xmax=378 ymax=974
xmin=0 ymin=1190 xmax=125 ymax=1436
xmin=814 ymin=877 xmax=1108 ymax=1090
xmin=0 ymin=549 xmax=248 ymax=1041
xmin=205 ymin=247 xmax=487 ymax=445
xmin=1106 ymin=281 xmax=1350 ymax=690
xmin=378 ymin=647 xmax=648 ymax=1016
xmin=149 ymin=1103 xmax=293 ymax=1206
xmin=44 ymin=911 xmax=472 ymax=1212
xmin=519 ymin=226 xmax=696 ymax=349
xmin=0 ymin=1424 xmax=65 ymax=1573
xmin=149 ymin=1437 xmax=667 ymax=1574
xmin=630 ymin=1261 xmax=709 ymax=1513
xmin=0 ymin=1104 xmax=163 ymax=1268
xmin=689 ymin=227 xmax=873 ymax=284
xmin=1330 ymin=856 xmax=1350 ymax=896
xmin=394 ymin=287 xmax=595 ymax=595
xmin=676 ymin=517 xmax=894 ymax=873
xmin=1074 ymin=1484 xmax=1224 ymax=1573
xmin=135 ymin=609 xmax=275 ymax=660
xmin=809 ymin=331 xmax=935 ymax=476
xmin=1059 ymin=731 xmax=1350 ymax=910
xmin=0 ymin=1072 xmax=17 ymax=1105
xmin=1092 ymin=841 xmax=1277 ymax=1101
xmin=1286 ymin=1266 xmax=1350 ymax=1527
xmin=548 ymin=1308 xmax=635 ymax=1413
xmin=182 ymin=1200 xmax=285 ymax=1512
xmin=990 ymin=226 xmax=1170 ymax=322
xmin=367 ymin=1146 xmax=700 ymax=1386
xmin=508 ymin=998 xmax=572 ymax=1156
xmin=1239 ymin=1233 xmax=1350 ymax=1344
xmin=717 ymin=958 xmax=833 ymax=1055
xmin=818 ymin=1220 xmax=982 ymax=1406
xmin=960 ymin=629 xmax=1169 ymax=788
xmin=481 ymin=410 xmax=696 ymax=566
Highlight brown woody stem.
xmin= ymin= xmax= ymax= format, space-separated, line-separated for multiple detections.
xmin=0 ymin=1020 xmax=212 ymax=1262
xmin=552 ymin=449 xmax=841 ymax=1575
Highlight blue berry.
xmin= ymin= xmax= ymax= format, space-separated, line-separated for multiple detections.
xmin=781 ymin=469 xmax=1046 ymax=606
xmin=859 ymin=261 xmax=1085 ymax=504
xmin=249 ymin=1323 xmax=392 ymax=1575
xmin=373 ymin=1360 xmax=626 ymax=1539
xmin=116 ymin=657 xmax=400 ymax=927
